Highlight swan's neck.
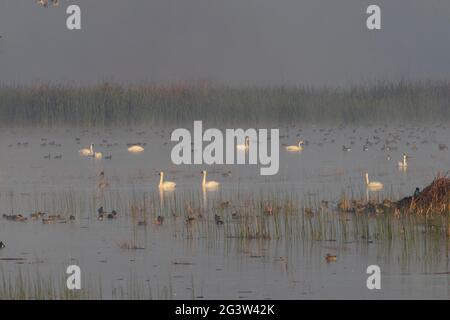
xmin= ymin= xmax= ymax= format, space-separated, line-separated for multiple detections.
xmin=159 ymin=173 xmax=164 ymax=186
xmin=403 ymin=156 xmax=407 ymax=165
xmin=365 ymin=174 xmax=369 ymax=185
xmin=202 ymin=172 xmax=206 ymax=185
xmin=90 ymin=145 xmax=93 ymax=154
xmin=245 ymin=137 xmax=249 ymax=147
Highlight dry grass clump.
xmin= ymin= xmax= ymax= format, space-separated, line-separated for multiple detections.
xmin=337 ymin=174 xmax=450 ymax=215
xmin=396 ymin=174 xmax=450 ymax=214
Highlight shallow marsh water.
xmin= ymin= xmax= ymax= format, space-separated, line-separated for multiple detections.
xmin=0 ymin=123 xmax=450 ymax=299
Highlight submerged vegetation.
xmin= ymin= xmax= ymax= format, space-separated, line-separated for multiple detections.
xmin=2 ymin=80 xmax=450 ymax=126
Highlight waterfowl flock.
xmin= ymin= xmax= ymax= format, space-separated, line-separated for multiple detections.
xmin=1 ymin=124 xmax=449 ymax=231
xmin=4 ymin=124 xmax=449 ymax=198
xmin=36 ymin=0 xmax=59 ymax=8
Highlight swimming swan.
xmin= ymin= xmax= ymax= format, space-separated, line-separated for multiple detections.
xmin=365 ymin=173 xmax=383 ymax=190
xmin=94 ymin=152 xmax=102 ymax=160
xmin=398 ymin=153 xmax=408 ymax=168
xmin=236 ymin=137 xmax=250 ymax=151
xmin=79 ymin=144 xmax=94 ymax=156
xmin=286 ymin=141 xmax=304 ymax=152
xmin=128 ymin=145 xmax=145 ymax=153
xmin=159 ymin=171 xmax=176 ymax=190
xmin=201 ymin=170 xmax=219 ymax=190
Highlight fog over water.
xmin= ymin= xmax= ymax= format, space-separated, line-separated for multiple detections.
xmin=1 ymin=0 xmax=450 ymax=86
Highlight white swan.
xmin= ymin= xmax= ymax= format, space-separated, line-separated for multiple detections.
xmin=128 ymin=145 xmax=145 ymax=153
xmin=236 ymin=137 xmax=250 ymax=151
xmin=398 ymin=153 xmax=408 ymax=168
xmin=201 ymin=170 xmax=219 ymax=190
xmin=79 ymin=144 xmax=94 ymax=156
xmin=159 ymin=171 xmax=176 ymax=190
xmin=286 ymin=140 xmax=304 ymax=152
xmin=94 ymin=152 xmax=102 ymax=160
xmin=365 ymin=173 xmax=383 ymax=190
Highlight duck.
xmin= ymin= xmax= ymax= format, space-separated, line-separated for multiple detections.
xmin=398 ymin=153 xmax=408 ymax=168
xmin=79 ymin=144 xmax=94 ymax=156
xmin=220 ymin=201 xmax=230 ymax=209
xmin=286 ymin=140 xmax=304 ymax=152
xmin=325 ymin=254 xmax=337 ymax=263
xmin=3 ymin=214 xmax=27 ymax=222
xmin=221 ymin=170 xmax=232 ymax=178
xmin=365 ymin=173 xmax=383 ymax=190
xmin=236 ymin=137 xmax=250 ymax=151
xmin=128 ymin=145 xmax=145 ymax=153
xmin=98 ymin=181 xmax=109 ymax=189
xmin=0 ymin=241 xmax=4 ymax=249
xmin=158 ymin=171 xmax=176 ymax=190
xmin=201 ymin=170 xmax=219 ymax=190
xmin=97 ymin=206 xmax=105 ymax=220
xmin=214 ymin=214 xmax=224 ymax=225
xmin=342 ymin=145 xmax=352 ymax=152
xmin=153 ymin=216 xmax=164 ymax=225
xmin=107 ymin=210 xmax=118 ymax=219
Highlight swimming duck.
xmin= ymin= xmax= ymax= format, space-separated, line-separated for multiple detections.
xmin=153 ymin=216 xmax=164 ymax=225
xmin=325 ymin=254 xmax=337 ymax=263
xmin=221 ymin=170 xmax=232 ymax=177
xmin=342 ymin=145 xmax=352 ymax=152
xmin=97 ymin=206 xmax=105 ymax=220
xmin=107 ymin=210 xmax=118 ymax=219
xmin=214 ymin=214 xmax=224 ymax=225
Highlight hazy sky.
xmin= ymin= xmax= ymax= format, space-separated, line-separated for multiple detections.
xmin=1 ymin=0 xmax=450 ymax=86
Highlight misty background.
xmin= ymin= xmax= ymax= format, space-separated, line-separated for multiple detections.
xmin=0 ymin=0 xmax=450 ymax=87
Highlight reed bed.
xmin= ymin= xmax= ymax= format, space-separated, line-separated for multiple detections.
xmin=2 ymin=186 xmax=449 ymax=243
xmin=1 ymin=81 xmax=450 ymax=127
xmin=1 ymin=187 xmax=450 ymax=299
xmin=0 ymin=268 xmax=171 ymax=300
